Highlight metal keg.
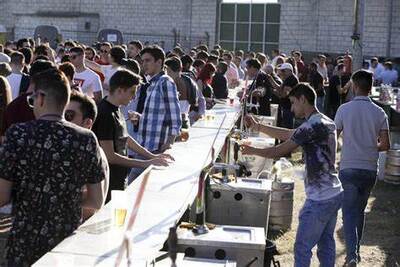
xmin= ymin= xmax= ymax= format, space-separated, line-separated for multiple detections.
xmin=268 ymin=178 xmax=294 ymax=231
xmin=385 ymin=150 xmax=400 ymax=185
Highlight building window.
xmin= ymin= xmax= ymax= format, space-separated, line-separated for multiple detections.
xmin=218 ymin=1 xmax=280 ymax=55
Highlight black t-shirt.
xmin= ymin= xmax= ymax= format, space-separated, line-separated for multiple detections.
xmin=92 ymin=98 xmax=129 ymax=197
xmin=309 ymin=71 xmax=324 ymax=97
xmin=280 ymin=74 xmax=299 ymax=110
xmin=328 ymin=74 xmax=350 ymax=106
xmin=0 ymin=120 xmax=106 ymax=265
xmin=211 ymin=72 xmax=228 ymax=99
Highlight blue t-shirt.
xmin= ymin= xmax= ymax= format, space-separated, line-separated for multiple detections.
xmin=291 ymin=112 xmax=343 ymax=201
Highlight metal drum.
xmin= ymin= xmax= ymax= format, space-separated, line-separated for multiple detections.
xmin=385 ymin=150 xmax=400 ymax=184
xmin=269 ymin=178 xmax=294 ymax=231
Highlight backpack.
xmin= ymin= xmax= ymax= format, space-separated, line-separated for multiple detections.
xmin=181 ymin=74 xmax=198 ymax=106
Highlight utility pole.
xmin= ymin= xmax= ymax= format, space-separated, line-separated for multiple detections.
xmin=351 ymin=0 xmax=365 ymax=71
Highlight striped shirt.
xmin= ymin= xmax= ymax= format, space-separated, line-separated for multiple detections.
xmin=133 ymin=71 xmax=182 ymax=152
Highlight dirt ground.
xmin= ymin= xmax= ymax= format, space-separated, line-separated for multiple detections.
xmin=270 ymin=168 xmax=400 ymax=267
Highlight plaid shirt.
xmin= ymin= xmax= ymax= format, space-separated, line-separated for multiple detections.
xmin=133 ymin=71 xmax=181 ymax=152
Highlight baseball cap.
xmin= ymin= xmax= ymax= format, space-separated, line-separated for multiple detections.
xmin=277 ymin=63 xmax=293 ymax=72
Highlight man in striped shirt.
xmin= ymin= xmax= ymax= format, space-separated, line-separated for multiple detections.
xmin=129 ymin=45 xmax=181 ymax=154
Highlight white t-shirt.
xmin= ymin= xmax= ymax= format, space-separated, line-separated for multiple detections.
xmin=7 ymin=73 xmax=22 ymax=100
xmin=73 ymin=69 xmax=103 ymax=98
xmin=101 ymin=65 xmax=121 ymax=96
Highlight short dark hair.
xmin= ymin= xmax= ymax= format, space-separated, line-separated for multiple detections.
xmin=70 ymin=47 xmax=84 ymax=55
xmin=288 ymin=83 xmax=316 ymax=105
xmin=336 ymin=63 xmax=345 ymax=71
xmin=293 ymin=51 xmax=302 ymax=57
xmin=370 ymin=57 xmax=378 ymax=63
xmin=16 ymin=38 xmax=29 ymax=49
xmin=70 ymin=90 xmax=97 ymax=121
xmin=109 ymin=69 xmax=142 ymax=93
xmin=29 ymin=59 xmax=56 ymax=76
xmin=181 ymin=55 xmax=194 ymax=66
xmin=217 ymin=61 xmax=228 ymax=74
xmin=165 ymin=56 xmax=182 ymax=72
xmin=140 ymin=45 xmax=166 ymax=65
xmin=129 ymin=40 xmax=143 ymax=51
xmin=100 ymin=42 xmax=112 ymax=48
xmin=196 ymin=51 xmax=209 ymax=61
xmin=31 ymin=68 xmax=71 ymax=109
xmin=172 ymin=47 xmax=184 ymax=57
xmin=10 ymin=51 xmax=25 ymax=65
xmin=197 ymin=45 xmax=209 ymax=52
xmin=0 ymin=63 xmax=12 ymax=76
xmin=193 ymin=59 xmax=206 ymax=68
xmin=19 ymin=47 xmax=33 ymax=65
xmin=110 ymin=46 xmax=126 ymax=65
xmin=223 ymin=53 xmax=233 ymax=60
xmin=246 ymin=59 xmax=262 ymax=70
xmin=384 ymin=61 xmax=393 ymax=70
xmin=351 ymin=70 xmax=373 ymax=93
xmin=64 ymin=41 xmax=76 ymax=48
xmin=122 ymin=59 xmax=141 ymax=74
xmin=34 ymin=45 xmax=49 ymax=56
xmin=59 ymin=62 xmax=75 ymax=81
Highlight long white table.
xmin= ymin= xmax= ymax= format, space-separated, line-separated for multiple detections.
xmin=34 ymin=100 xmax=242 ymax=266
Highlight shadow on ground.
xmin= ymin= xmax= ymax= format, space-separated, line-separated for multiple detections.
xmin=336 ymin=181 xmax=400 ymax=267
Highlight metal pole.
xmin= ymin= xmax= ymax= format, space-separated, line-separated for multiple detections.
xmin=386 ymin=0 xmax=394 ymax=57
xmin=351 ymin=0 xmax=365 ymax=71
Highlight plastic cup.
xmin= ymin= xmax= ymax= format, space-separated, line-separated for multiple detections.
xmin=111 ymin=190 xmax=128 ymax=227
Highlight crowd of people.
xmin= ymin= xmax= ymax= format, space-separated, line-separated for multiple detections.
xmin=0 ymin=37 xmax=394 ymax=266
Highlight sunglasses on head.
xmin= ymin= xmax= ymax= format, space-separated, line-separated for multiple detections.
xmin=64 ymin=110 xmax=76 ymax=122
xmin=27 ymin=91 xmax=46 ymax=108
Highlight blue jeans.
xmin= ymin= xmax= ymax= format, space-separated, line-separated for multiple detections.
xmin=339 ymin=169 xmax=377 ymax=263
xmin=294 ymin=193 xmax=343 ymax=267
xmin=317 ymin=96 xmax=325 ymax=114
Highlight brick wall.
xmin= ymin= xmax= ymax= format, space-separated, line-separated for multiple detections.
xmin=279 ymin=0 xmax=400 ymax=58
xmin=0 ymin=0 xmax=398 ymax=58
xmin=0 ymin=0 xmax=216 ymax=51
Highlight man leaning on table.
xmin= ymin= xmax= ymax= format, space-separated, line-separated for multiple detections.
xmin=241 ymin=83 xmax=343 ymax=267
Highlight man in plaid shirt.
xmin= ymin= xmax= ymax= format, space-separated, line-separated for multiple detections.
xmin=128 ymin=45 xmax=182 ymax=154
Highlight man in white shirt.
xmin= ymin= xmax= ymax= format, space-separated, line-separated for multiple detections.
xmin=378 ymin=61 xmax=398 ymax=86
xmin=368 ymin=57 xmax=385 ymax=80
xmin=69 ymin=47 xmax=103 ymax=102
xmin=7 ymin=51 xmax=26 ymax=100
xmin=222 ymin=52 xmax=240 ymax=88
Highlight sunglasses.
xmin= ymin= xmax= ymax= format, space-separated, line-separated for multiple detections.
xmin=27 ymin=91 xmax=46 ymax=108
xmin=65 ymin=109 xmax=76 ymax=122
xmin=100 ymin=49 xmax=109 ymax=54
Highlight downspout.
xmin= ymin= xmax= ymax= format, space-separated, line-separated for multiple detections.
xmin=386 ymin=0 xmax=393 ymax=57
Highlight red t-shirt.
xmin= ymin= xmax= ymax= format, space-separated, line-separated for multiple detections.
xmin=297 ymin=61 xmax=308 ymax=82
xmin=1 ymin=93 xmax=35 ymax=135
